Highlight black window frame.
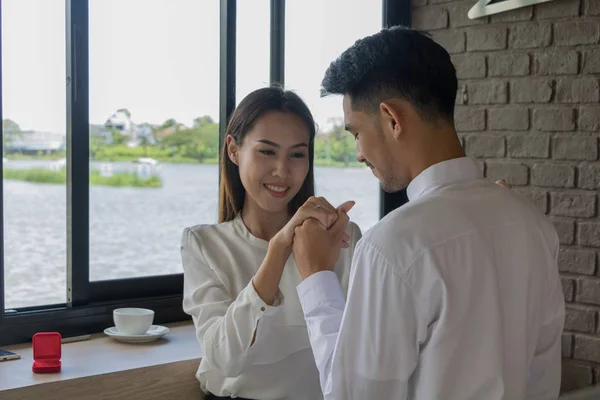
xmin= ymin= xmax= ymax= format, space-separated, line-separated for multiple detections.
xmin=0 ymin=0 xmax=409 ymax=346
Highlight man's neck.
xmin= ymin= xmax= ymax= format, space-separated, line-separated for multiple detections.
xmin=409 ymin=128 xmax=466 ymax=182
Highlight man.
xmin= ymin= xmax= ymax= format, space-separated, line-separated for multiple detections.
xmin=292 ymin=26 xmax=565 ymax=400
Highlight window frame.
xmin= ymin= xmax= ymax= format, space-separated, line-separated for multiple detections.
xmin=0 ymin=0 xmax=409 ymax=346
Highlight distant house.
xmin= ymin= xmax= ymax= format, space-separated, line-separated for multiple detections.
xmin=104 ymin=110 xmax=134 ymax=134
xmin=5 ymin=130 xmax=65 ymax=155
xmin=102 ymin=110 xmax=157 ymax=147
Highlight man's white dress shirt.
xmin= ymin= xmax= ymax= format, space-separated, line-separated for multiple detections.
xmin=297 ymin=157 xmax=565 ymax=400
xmin=181 ymin=214 xmax=362 ymax=400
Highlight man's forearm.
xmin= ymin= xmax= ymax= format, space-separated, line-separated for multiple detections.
xmin=297 ymin=271 xmax=346 ymax=398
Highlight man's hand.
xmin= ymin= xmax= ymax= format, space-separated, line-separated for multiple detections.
xmin=292 ymin=203 xmax=353 ymax=280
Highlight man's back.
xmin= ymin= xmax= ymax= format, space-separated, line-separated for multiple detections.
xmin=361 ymin=176 xmax=565 ymax=399
xmin=298 ymin=158 xmax=565 ymax=399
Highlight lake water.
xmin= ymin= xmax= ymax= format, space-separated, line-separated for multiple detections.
xmin=2 ymin=160 xmax=381 ymax=309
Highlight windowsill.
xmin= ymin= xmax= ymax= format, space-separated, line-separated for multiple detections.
xmin=0 ymin=321 xmax=204 ymax=399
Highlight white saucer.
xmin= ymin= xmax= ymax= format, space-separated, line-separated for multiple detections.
xmin=104 ymin=325 xmax=170 ymax=343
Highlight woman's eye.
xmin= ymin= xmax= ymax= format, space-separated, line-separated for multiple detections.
xmin=291 ymin=153 xmax=306 ymax=158
xmin=259 ymin=149 xmax=275 ymax=156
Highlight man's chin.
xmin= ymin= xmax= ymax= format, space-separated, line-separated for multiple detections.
xmin=380 ymin=179 xmax=407 ymax=193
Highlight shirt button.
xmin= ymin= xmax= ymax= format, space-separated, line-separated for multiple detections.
xmin=260 ymin=307 xmax=266 ymax=312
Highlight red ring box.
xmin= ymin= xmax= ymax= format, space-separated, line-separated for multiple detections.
xmin=32 ymin=332 xmax=62 ymax=373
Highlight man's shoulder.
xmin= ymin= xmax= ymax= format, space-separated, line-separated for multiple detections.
xmin=363 ymin=194 xmax=450 ymax=244
xmin=362 ymin=181 xmax=559 ymax=266
xmin=359 ymin=204 xmax=430 ymax=270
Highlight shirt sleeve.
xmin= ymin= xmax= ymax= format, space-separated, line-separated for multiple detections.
xmin=526 ymin=238 xmax=565 ymax=400
xmin=297 ymin=239 xmax=427 ymax=400
xmin=181 ymin=227 xmax=284 ymax=378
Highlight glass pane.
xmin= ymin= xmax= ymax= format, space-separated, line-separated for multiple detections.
xmin=2 ymin=0 xmax=67 ymax=309
xmin=89 ymin=0 xmax=220 ymax=281
xmin=285 ymin=0 xmax=382 ymax=232
xmin=236 ymin=0 xmax=270 ymax=104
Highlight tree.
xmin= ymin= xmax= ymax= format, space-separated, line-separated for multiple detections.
xmin=139 ymin=135 xmax=151 ymax=157
xmin=3 ymin=119 xmax=21 ymax=133
xmin=160 ymin=118 xmax=178 ymax=130
xmin=110 ymin=128 xmax=129 ymax=146
xmin=323 ymin=118 xmax=355 ymax=167
xmin=158 ymin=119 xmax=219 ymax=162
xmin=193 ymin=115 xmax=215 ymax=127
xmin=2 ymin=119 xmax=23 ymax=149
xmin=89 ymin=134 xmax=106 ymax=159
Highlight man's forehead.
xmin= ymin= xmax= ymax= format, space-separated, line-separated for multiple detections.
xmin=342 ymin=95 xmax=352 ymax=108
xmin=342 ymin=96 xmax=356 ymax=126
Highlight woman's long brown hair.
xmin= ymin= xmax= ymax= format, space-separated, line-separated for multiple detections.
xmin=218 ymin=86 xmax=316 ymax=223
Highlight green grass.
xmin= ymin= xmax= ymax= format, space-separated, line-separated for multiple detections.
xmin=3 ymin=168 xmax=162 ymax=188
xmin=3 ymin=168 xmax=65 ymax=184
xmin=4 ymin=152 xmax=66 ymax=161
xmin=90 ymin=170 xmax=162 ymax=188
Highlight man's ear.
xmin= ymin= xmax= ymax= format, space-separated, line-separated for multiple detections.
xmin=379 ymin=101 xmax=403 ymax=141
xmin=226 ymin=134 xmax=239 ymax=165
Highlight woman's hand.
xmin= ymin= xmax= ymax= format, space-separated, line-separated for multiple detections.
xmin=271 ymin=197 xmax=355 ymax=251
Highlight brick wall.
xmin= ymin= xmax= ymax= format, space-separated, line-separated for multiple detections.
xmin=411 ymin=0 xmax=600 ymax=393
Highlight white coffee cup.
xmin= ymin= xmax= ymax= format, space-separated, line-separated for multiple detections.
xmin=113 ymin=308 xmax=154 ymax=335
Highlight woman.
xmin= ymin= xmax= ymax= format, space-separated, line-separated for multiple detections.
xmin=181 ymin=86 xmax=360 ymax=400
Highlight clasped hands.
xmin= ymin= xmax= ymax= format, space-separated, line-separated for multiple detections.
xmin=271 ymin=196 xmax=354 ymax=281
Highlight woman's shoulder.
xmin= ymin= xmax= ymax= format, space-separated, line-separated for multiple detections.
xmin=181 ymin=220 xmax=238 ymax=254
xmin=183 ymin=220 xmax=229 ymax=237
xmin=184 ymin=216 xmax=238 ymax=236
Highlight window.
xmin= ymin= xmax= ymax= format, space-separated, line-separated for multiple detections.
xmin=88 ymin=0 xmax=220 ymax=281
xmin=285 ymin=0 xmax=383 ymax=232
xmin=236 ymin=0 xmax=270 ymax=103
xmin=0 ymin=0 xmax=406 ymax=347
xmin=2 ymin=0 xmax=67 ymax=309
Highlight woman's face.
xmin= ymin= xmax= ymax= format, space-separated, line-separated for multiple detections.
xmin=227 ymin=111 xmax=311 ymax=215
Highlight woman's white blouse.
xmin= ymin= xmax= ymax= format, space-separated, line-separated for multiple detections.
xmin=181 ymin=214 xmax=362 ymax=400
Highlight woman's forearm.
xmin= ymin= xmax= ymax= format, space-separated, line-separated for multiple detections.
xmin=252 ymin=239 xmax=291 ymax=305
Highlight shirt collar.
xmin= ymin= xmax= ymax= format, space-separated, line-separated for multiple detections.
xmin=406 ymin=157 xmax=482 ymax=202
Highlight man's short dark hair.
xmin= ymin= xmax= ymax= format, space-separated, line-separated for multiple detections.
xmin=321 ymin=25 xmax=457 ymax=123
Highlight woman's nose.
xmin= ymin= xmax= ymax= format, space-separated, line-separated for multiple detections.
xmin=273 ymin=158 xmax=291 ymax=178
